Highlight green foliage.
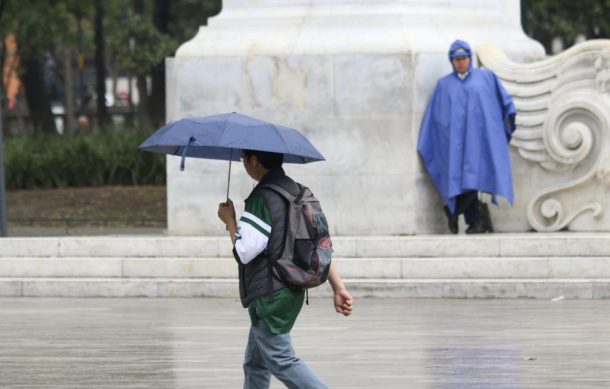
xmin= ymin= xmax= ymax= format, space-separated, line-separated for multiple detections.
xmin=4 ymin=129 xmax=166 ymax=189
xmin=106 ymin=0 xmax=221 ymax=77
xmin=0 ymin=0 xmax=74 ymax=57
xmin=168 ymin=0 xmax=222 ymax=41
xmin=108 ymin=12 xmax=175 ymax=77
xmin=524 ymin=0 xmax=610 ymax=52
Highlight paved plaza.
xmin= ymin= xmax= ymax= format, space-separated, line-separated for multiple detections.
xmin=1 ymin=297 xmax=609 ymax=388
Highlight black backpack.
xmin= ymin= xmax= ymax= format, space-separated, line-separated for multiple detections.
xmin=259 ymin=183 xmax=332 ymax=289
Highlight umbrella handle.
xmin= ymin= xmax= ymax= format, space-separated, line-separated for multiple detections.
xmin=223 ymin=159 xmax=233 ymax=232
xmin=226 ymin=159 xmax=232 ymax=202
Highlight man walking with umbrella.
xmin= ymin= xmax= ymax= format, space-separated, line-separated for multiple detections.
xmin=218 ymin=148 xmax=353 ymax=388
xmin=140 ymin=112 xmax=352 ymax=387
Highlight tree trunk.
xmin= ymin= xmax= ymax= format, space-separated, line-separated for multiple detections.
xmin=21 ymin=57 xmax=56 ymax=134
xmin=150 ymin=0 xmax=170 ymax=127
xmin=136 ymin=75 xmax=150 ymax=130
xmin=149 ymin=63 xmax=165 ymax=127
xmin=134 ymin=0 xmax=144 ymax=14
xmin=134 ymin=0 xmax=149 ymax=129
xmin=108 ymin=57 xmax=117 ymax=101
xmin=95 ymin=0 xmax=109 ymax=128
xmin=62 ymin=48 xmax=77 ymax=134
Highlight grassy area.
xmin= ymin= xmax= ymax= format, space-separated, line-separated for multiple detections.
xmin=7 ymin=186 xmax=167 ymax=229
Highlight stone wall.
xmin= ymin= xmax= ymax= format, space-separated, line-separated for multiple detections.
xmin=166 ymin=0 xmax=545 ymax=235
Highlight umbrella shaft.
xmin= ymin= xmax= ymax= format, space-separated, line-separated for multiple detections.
xmin=226 ymin=160 xmax=232 ymax=201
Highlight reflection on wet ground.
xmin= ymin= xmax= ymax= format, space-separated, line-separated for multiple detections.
xmin=0 ymin=298 xmax=609 ymax=388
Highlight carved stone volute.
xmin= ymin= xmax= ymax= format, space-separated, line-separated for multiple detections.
xmin=479 ymin=40 xmax=610 ymax=232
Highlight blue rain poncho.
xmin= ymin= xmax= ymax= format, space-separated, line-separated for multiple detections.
xmin=417 ymin=40 xmax=516 ymax=213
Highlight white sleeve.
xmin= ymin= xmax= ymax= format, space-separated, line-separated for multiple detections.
xmin=234 ymin=211 xmax=271 ymax=264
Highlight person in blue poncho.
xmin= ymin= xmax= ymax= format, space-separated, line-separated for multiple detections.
xmin=417 ymin=40 xmax=516 ymax=234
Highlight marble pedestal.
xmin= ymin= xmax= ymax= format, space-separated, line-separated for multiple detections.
xmin=165 ymin=0 xmax=544 ymax=235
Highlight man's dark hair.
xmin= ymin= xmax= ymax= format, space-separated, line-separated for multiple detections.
xmin=242 ymin=149 xmax=283 ymax=169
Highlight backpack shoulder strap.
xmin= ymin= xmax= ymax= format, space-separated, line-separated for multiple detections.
xmin=259 ymin=183 xmax=306 ymax=204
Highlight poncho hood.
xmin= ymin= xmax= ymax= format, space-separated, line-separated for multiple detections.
xmin=448 ymin=39 xmax=473 ymax=74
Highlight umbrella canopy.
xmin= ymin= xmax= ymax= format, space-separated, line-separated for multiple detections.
xmin=138 ymin=112 xmax=325 ymax=168
xmin=139 ymin=112 xmax=325 ymax=200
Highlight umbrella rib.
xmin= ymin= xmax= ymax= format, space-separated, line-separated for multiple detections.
xmin=273 ymin=125 xmax=290 ymax=154
xmin=221 ymin=113 xmax=233 ymax=149
xmin=273 ymin=124 xmax=307 ymax=163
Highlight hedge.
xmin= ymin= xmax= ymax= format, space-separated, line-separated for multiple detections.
xmin=4 ymin=129 xmax=166 ymax=190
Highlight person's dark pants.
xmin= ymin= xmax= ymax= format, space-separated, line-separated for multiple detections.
xmin=455 ymin=191 xmax=481 ymax=225
xmin=443 ymin=191 xmax=493 ymax=234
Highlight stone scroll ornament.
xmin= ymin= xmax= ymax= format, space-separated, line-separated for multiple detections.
xmin=478 ymin=40 xmax=610 ymax=232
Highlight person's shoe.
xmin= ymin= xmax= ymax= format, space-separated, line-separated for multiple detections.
xmin=443 ymin=205 xmax=458 ymax=234
xmin=465 ymin=220 xmax=488 ymax=234
xmin=479 ymin=202 xmax=494 ymax=233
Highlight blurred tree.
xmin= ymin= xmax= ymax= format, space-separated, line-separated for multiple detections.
xmin=109 ymin=5 xmax=173 ymax=129
xmin=149 ymin=0 xmax=171 ymax=127
xmin=94 ymin=0 xmax=110 ymax=128
xmin=0 ymin=0 xmax=74 ymax=134
xmin=168 ymin=0 xmax=222 ymax=43
xmin=1 ymin=0 xmax=222 ymax=134
xmin=149 ymin=0 xmax=222 ymax=127
xmin=523 ymin=0 xmax=610 ymax=53
xmin=108 ymin=0 xmax=221 ymax=129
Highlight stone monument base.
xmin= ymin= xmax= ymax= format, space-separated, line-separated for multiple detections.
xmin=165 ymin=0 xmax=544 ymax=236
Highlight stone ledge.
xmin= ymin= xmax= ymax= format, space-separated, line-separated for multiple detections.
xmin=3 ymin=257 xmax=610 ymax=280
xmin=1 ymin=278 xmax=609 ymax=299
xmin=302 ymin=279 xmax=609 ymax=299
xmin=1 ymin=234 xmax=610 ymax=258
xmin=0 ymin=278 xmax=238 ymax=298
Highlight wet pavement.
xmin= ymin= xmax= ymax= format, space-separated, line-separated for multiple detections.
xmin=0 ymin=297 xmax=609 ymax=388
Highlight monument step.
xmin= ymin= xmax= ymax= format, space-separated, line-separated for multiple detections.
xmin=1 ymin=277 xmax=608 ymax=299
xmin=1 ymin=234 xmax=610 ymax=258
xmin=2 ymin=257 xmax=610 ymax=279
xmin=2 ymin=234 xmax=608 ymax=298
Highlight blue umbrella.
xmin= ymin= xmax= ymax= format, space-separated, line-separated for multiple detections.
xmin=139 ymin=112 xmax=325 ymax=199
